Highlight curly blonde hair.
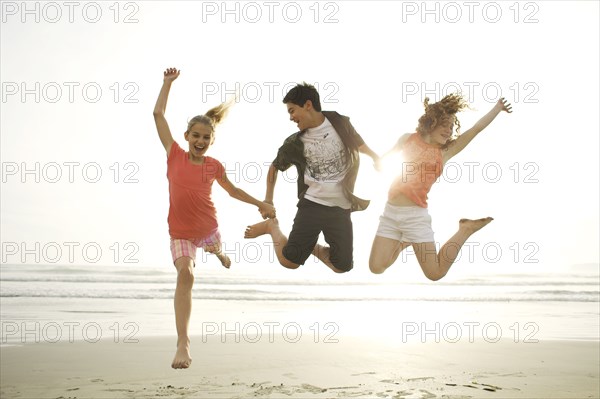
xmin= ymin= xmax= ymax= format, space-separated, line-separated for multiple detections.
xmin=186 ymin=97 xmax=235 ymax=134
xmin=416 ymin=93 xmax=470 ymax=148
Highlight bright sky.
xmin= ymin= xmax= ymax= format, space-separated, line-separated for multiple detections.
xmin=1 ymin=1 xmax=598 ymax=282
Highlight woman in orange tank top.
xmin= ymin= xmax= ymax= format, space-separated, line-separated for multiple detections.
xmin=369 ymin=93 xmax=512 ymax=281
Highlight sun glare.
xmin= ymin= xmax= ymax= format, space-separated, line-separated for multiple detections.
xmin=380 ymin=151 xmax=405 ymax=183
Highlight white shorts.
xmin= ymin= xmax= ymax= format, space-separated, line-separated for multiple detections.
xmin=375 ymin=203 xmax=434 ymax=243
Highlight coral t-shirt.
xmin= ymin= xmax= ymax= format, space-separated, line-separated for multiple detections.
xmin=388 ymin=133 xmax=442 ymax=208
xmin=167 ymin=142 xmax=225 ymax=239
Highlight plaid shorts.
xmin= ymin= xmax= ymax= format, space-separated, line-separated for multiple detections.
xmin=170 ymin=229 xmax=222 ymax=264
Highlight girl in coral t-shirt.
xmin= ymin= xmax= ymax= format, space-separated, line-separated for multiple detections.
xmin=369 ymin=94 xmax=512 ymax=281
xmin=153 ymin=68 xmax=275 ymax=369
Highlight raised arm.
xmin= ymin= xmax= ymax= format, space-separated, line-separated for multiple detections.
xmin=217 ymin=173 xmax=276 ymax=219
xmin=445 ymin=98 xmax=512 ymax=161
xmin=153 ymin=68 xmax=180 ymax=155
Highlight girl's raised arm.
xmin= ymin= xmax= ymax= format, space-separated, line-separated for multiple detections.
xmin=153 ymin=68 xmax=180 ymax=155
xmin=444 ymin=98 xmax=512 ymax=161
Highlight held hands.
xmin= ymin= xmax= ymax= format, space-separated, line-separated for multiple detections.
xmin=163 ymin=67 xmax=180 ymax=83
xmin=258 ymin=201 xmax=276 ymax=220
xmin=373 ymin=156 xmax=383 ymax=172
xmin=497 ymin=97 xmax=513 ymax=113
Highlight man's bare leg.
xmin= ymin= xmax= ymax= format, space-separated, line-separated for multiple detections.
xmin=311 ymin=244 xmax=346 ymax=273
xmin=245 ymin=219 xmax=347 ymax=273
xmin=245 ymin=218 xmax=299 ymax=269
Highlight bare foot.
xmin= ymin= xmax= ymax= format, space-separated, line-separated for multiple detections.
xmin=459 ymin=217 xmax=494 ymax=235
xmin=311 ymin=244 xmax=345 ymax=273
xmin=172 ymin=339 xmax=192 ymax=369
xmin=312 ymin=244 xmax=331 ymax=263
xmin=216 ymin=252 xmax=231 ymax=269
xmin=244 ymin=218 xmax=278 ymax=239
xmin=205 ymin=245 xmax=231 ymax=269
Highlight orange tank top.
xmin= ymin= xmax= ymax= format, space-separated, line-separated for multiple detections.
xmin=388 ymin=133 xmax=442 ymax=208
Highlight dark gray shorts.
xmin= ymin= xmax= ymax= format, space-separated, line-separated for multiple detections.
xmin=283 ymin=198 xmax=353 ymax=272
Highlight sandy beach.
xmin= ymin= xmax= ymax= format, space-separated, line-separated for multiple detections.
xmin=1 ymin=286 xmax=599 ymax=399
xmin=2 ymin=265 xmax=599 ymax=399
xmin=1 ymin=333 xmax=598 ymax=399
xmin=2 ymin=294 xmax=599 ymax=399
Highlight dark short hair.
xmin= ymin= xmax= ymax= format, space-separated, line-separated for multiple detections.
xmin=282 ymin=82 xmax=322 ymax=112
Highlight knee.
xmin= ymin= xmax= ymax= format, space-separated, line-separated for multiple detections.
xmin=281 ymin=262 xmax=300 ymax=270
xmin=330 ymin=260 xmax=352 ymax=274
xmin=331 ymin=266 xmax=350 ymax=274
xmin=424 ymin=271 xmax=445 ymax=282
xmin=281 ymin=246 xmax=301 ymax=269
xmin=368 ymin=250 xmax=391 ymax=274
xmin=330 ymin=252 xmax=353 ymax=273
xmin=369 ymin=261 xmax=386 ymax=274
xmin=176 ymin=264 xmax=194 ymax=288
xmin=280 ymin=258 xmax=300 ymax=269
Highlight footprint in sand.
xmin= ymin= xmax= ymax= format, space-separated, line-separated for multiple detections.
xmin=300 ymin=383 xmax=327 ymax=393
xmin=149 ymin=385 xmax=197 ymax=398
xmin=250 ymin=383 xmax=293 ymax=397
xmin=342 ymin=391 xmax=375 ymax=398
xmin=406 ymin=376 xmax=434 ymax=382
xmin=250 ymin=382 xmax=329 ymax=397
xmin=418 ymin=389 xmax=436 ymax=398
xmin=473 ymin=381 xmax=502 ymax=392
xmin=393 ymin=390 xmax=413 ymax=398
xmin=105 ymin=388 xmax=134 ymax=392
xmin=250 ymin=381 xmax=272 ymax=387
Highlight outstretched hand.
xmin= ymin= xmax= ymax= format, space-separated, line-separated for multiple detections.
xmin=497 ymin=97 xmax=513 ymax=113
xmin=259 ymin=202 xmax=276 ymax=220
xmin=163 ymin=67 xmax=180 ymax=83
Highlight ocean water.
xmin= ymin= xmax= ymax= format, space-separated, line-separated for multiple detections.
xmin=1 ymin=264 xmax=598 ymax=344
xmin=1 ymin=264 xmax=598 ymax=302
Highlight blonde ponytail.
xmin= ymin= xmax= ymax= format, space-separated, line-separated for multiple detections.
xmin=186 ymin=96 xmax=236 ymax=133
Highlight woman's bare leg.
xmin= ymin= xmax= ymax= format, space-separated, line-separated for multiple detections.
xmin=369 ymin=236 xmax=412 ymax=274
xmin=413 ymin=217 xmax=493 ymax=281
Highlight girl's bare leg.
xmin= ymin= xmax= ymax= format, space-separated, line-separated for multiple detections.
xmin=172 ymin=256 xmax=194 ymax=369
xmin=369 ymin=236 xmax=412 ymax=274
xmin=413 ymin=217 xmax=493 ymax=281
xmin=205 ymin=243 xmax=231 ymax=268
